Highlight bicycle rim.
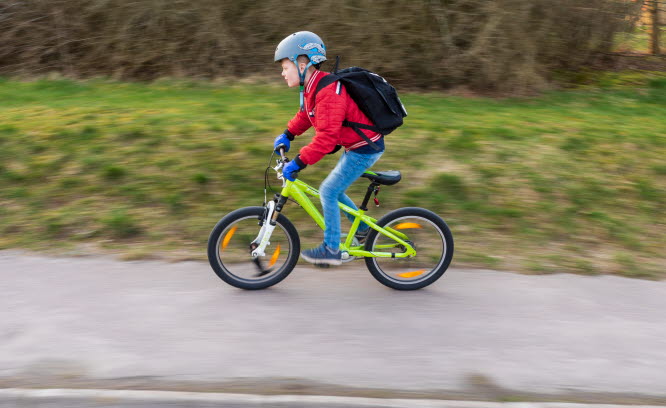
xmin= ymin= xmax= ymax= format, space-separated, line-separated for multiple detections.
xmin=369 ymin=216 xmax=447 ymax=285
xmin=214 ymin=215 xmax=294 ymax=285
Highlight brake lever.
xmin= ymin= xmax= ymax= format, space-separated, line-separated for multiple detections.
xmin=278 ymin=146 xmax=288 ymax=162
xmin=274 ymin=147 xmax=289 ymax=185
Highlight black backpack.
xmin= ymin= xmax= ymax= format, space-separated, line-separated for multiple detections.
xmin=314 ymin=66 xmax=407 ymax=151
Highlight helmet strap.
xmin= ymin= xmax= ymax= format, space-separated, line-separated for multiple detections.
xmin=296 ymin=59 xmax=313 ymax=110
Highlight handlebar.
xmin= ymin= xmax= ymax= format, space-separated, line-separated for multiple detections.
xmin=277 ymin=146 xmax=289 ymax=163
xmin=272 ymin=147 xmax=298 ymax=183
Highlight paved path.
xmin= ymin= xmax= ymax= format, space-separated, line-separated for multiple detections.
xmin=1 ymin=251 xmax=665 ymax=402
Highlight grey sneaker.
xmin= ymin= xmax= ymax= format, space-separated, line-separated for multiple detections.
xmin=301 ymin=243 xmax=342 ymax=266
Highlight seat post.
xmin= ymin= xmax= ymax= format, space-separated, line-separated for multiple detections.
xmin=359 ymin=182 xmax=380 ymax=211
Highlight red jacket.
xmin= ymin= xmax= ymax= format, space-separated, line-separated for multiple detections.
xmin=286 ymin=70 xmax=382 ymax=165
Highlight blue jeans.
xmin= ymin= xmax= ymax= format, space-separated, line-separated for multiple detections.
xmin=319 ymin=149 xmax=383 ymax=251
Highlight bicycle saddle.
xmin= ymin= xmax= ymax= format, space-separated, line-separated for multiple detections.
xmin=361 ymin=170 xmax=401 ymax=185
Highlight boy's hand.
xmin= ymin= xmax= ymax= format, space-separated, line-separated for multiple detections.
xmin=282 ymin=158 xmax=303 ymax=181
xmin=274 ymin=133 xmax=291 ymax=153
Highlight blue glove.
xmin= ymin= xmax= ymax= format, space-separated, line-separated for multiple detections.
xmin=282 ymin=158 xmax=303 ymax=182
xmin=274 ymin=133 xmax=291 ymax=153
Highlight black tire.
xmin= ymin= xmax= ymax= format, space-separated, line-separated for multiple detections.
xmin=364 ymin=207 xmax=454 ymax=290
xmin=207 ymin=206 xmax=300 ymax=290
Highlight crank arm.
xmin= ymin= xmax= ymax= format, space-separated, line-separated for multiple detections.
xmin=252 ymin=257 xmax=273 ymax=277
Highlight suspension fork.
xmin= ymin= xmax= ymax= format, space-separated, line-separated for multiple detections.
xmin=250 ymin=195 xmax=289 ymax=258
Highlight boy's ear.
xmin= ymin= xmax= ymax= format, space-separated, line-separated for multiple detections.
xmin=298 ymin=61 xmax=308 ymax=73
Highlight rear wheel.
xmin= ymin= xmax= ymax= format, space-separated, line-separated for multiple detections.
xmin=207 ymin=206 xmax=300 ymax=290
xmin=364 ymin=207 xmax=453 ymax=290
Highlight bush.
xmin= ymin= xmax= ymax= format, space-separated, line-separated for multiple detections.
xmin=0 ymin=0 xmax=642 ymax=92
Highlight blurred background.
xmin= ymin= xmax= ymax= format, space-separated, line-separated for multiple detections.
xmin=0 ymin=0 xmax=664 ymax=277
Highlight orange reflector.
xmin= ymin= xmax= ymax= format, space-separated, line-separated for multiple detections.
xmin=397 ymin=270 xmax=425 ymax=278
xmin=395 ymin=222 xmax=423 ymax=230
xmin=221 ymin=226 xmax=237 ymax=251
xmin=268 ymin=244 xmax=281 ymax=268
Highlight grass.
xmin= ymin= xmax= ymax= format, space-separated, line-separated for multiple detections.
xmin=0 ymin=74 xmax=665 ymax=278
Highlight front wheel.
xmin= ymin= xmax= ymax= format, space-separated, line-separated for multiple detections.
xmin=207 ymin=206 xmax=300 ymax=290
xmin=364 ymin=207 xmax=454 ymax=290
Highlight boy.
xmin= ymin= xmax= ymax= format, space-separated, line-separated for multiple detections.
xmin=273 ymin=31 xmax=384 ymax=266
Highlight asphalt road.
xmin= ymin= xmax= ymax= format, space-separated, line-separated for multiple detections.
xmin=1 ymin=250 xmax=665 ymax=402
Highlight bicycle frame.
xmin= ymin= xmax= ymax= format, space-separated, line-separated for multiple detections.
xmin=279 ymin=179 xmax=416 ymax=258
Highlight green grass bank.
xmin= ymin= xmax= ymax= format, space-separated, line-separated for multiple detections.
xmin=1 ymin=75 xmax=665 ymax=278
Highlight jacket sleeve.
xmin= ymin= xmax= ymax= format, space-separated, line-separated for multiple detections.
xmin=299 ymin=85 xmax=346 ymax=165
xmin=286 ymin=109 xmax=312 ymax=136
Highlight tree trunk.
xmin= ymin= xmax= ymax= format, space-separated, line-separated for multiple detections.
xmin=651 ymin=0 xmax=661 ymax=55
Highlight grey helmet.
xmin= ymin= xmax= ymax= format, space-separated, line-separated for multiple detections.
xmin=274 ymin=31 xmax=327 ymax=65
xmin=275 ymin=31 xmax=327 ymax=109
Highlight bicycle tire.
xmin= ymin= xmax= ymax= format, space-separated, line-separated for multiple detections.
xmin=207 ymin=206 xmax=300 ymax=290
xmin=364 ymin=207 xmax=454 ymax=290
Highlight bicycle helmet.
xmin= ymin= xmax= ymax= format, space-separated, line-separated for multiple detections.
xmin=275 ymin=31 xmax=327 ymax=109
xmin=274 ymin=31 xmax=327 ymax=65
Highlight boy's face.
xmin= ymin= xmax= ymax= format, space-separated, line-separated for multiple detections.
xmin=280 ymin=59 xmax=304 ymax=88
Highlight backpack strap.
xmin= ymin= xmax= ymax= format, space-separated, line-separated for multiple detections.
xmin=314 ymin=75 xmax=382 ymax=152
xmin=343 ymin=121 xmax=381 ymax=132
xmin=314 ymin=74 xmax=340 ymax=94
xmin=345 ymin=124 xmax=382 ymax=151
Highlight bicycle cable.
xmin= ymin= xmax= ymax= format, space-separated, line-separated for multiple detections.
xmin=263 ymin=151 xmax=275 ymax=206
xmin=263 ymin=151 xmax=300 ymax=207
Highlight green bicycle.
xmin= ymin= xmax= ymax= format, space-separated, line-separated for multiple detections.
xmin=207 ymin=149 xmax=454 ymax=290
